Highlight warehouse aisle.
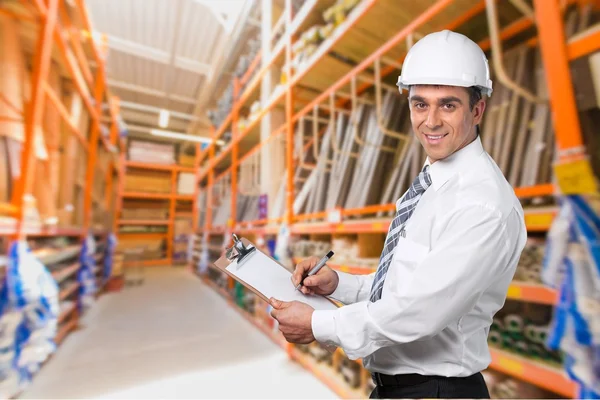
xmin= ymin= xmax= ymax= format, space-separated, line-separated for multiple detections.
xmin=21 ymin=267 xmax=336 ymax=399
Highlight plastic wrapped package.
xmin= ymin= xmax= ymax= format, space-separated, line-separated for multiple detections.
xmin=0 ymin=241 xmax=60 ymax=395
xmin=198 ymin=233 xmax=209 ymax=275
xmin=78 ymin=234 xmax=97 ymax=310
xmin=104 ymin=234 xmax=117 ymax=280
xmin=542 ymin=195 xmax=600 ymax=397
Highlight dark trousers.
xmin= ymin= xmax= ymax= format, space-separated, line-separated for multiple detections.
xmin=369 ymin=372 xmax=490 ymax=399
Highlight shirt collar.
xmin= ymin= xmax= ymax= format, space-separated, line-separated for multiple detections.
xmin=424 ymin=135 xmax=485 ymax=191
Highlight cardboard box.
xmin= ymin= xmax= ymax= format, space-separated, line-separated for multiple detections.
xmin=124 ymin=170 xmax=171 ymax=193
xmin=179 ymin=154 xmax=195 ymax=167
xmin=177 ymin=172 xmax=195 ymax=194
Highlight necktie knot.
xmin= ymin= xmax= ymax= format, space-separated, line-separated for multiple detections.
xmin=409 ymin=165 xmax=432 ymax=196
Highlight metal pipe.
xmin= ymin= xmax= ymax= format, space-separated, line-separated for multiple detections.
xmin=485 ymin=0 xmax=545 ymax=104
xmin=350 ymin=75 xmax=396 ymax=153
xmin=329 ymin=92 xmax=359 ymax=159
xmin=374 ymin=58 xmax=408 ymax=144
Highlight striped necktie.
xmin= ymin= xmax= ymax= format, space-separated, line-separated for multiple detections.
xmin=369 ymin=165 xmax=432 ymax=302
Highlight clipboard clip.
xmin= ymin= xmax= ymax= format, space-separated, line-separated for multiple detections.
xmin=225 ymin=234 xmax=256 ymax=266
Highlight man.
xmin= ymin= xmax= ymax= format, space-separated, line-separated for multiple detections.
xmin=270 ymin=30 xmax=527 ymax=399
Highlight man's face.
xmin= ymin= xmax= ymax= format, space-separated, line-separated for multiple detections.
xmin=408 ymin=85 xmax=485 ymax=163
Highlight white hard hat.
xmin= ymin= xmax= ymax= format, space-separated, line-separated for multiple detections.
xmin=397 ymin=30 xmax=493 ymax=96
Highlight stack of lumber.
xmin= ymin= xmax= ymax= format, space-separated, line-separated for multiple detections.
xmin=124 ymin=170 xmax=171 ymax=194
xmin=128 ymin=140 xmax=175 ymax=165
xmin=120 ymin=201 xmax=169 ymax=220
xmin=285 ymin=5 xmax=598 ymax=222
xmin=177 ymin=172 xmax=195 ymax=195
xmin=0 ymin=14 xmax=99 ymax=227
xmin=293 ymin=91 xmax=408 ymax=217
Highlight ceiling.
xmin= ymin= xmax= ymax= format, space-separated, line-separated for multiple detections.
xmin=86 ymin=0 xmax=255 ymax=142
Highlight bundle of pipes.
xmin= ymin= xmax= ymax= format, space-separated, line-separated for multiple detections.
xmin=196 ymin=190 xmax=207 ymax=229
xmin=482 ymin=370 xmax=553 ymax=399
xmin=211 ymin=176 xmax=232 ymax=227
xmin=293 ymin=90 xmax=409 ymax=218
xmin=208 ymin=83 xmax=234 ymax=128
xmin=482 ymin=3 xmax=595 ymax=189
xmin=489 ymin=314 xmax=562 ymax=364
xmin=514 ymin=238 xmax=545 ymax=283
xmin=291 ymin=239 xmax=331 ymax=258
xmin=236 ymin=149 xmax=261 ymax=222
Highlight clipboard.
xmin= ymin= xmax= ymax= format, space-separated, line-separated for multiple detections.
xmin=212 ymin=234 xmax=339 ymax=310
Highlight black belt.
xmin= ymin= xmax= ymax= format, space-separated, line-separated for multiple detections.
xmin=372 ymin=372 xmax=436 ymax=387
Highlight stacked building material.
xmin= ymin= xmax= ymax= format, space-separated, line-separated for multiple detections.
xmin=488 ymin=314 xmax=562 ymax=365
xmin=127 ymin=140 xmax=176 ymax=165
xmin=177 ymin=172 xmax=196 ymax=195
xmin=173 ymin=218 xmax=192 ymax=263
xmin=124 ymin=170 xmax=171 ymax=194
xmin=208 ymin=83 xmax=234 ymax=128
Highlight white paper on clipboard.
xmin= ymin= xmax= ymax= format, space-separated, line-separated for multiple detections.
xmin=226 ymin=249 xmax=338 ymax=311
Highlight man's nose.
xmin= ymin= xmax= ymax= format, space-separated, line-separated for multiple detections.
xmin=425 ymin=108 xmax=442 ymax=130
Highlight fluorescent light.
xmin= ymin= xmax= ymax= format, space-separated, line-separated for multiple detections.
xmin=158 ymin=109 xmax=170 ymax=128
xmin=150 ymin=129 xmax=225 ymax=146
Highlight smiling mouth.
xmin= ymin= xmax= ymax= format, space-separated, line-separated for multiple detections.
xmin=424 ymin=133 xmax=449 ymax=141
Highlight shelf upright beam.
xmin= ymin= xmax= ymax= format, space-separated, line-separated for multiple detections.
xmin=285 ymin=0 xmax=295 ymax=226
xmin=12 ymin=0 xmax=60 ymax=240
xmin=114 ymin=138 xmax=126 ymax=234
xmin=533 ymin=0 xmax=585 ymax=156
xmin=109 ymin=96 xmax=120 ymax=146
xmin=206 ymin=126 xmax=216 ymax=232
xmin=192 ymin=142 xmax=202 ymax=233
xmin=83 ymin=40 xmax=107 ymax=234
xmin=231 ymin=79 xmax=240 ymax=226
xmin=168 ymin=169 xmax=177 ymax=262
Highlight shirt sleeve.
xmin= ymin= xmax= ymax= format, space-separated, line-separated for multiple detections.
xmin=328 ymin=270 xmax=375 ymax=305
xmin=311 ymin=205 xmax=516 ymax=360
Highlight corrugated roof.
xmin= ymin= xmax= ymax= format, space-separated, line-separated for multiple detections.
xmin=86 ymin=0 xmax=235 ymax=138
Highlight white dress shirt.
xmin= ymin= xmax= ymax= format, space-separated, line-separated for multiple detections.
xmin=311 ymin=136 xmax=527 ymax=377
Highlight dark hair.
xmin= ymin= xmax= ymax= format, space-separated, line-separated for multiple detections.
xmin=466 ymin=86 xmax=482 ymax=111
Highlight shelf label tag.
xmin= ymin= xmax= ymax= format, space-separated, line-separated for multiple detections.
xmin=497 ymin=356 xmax=525 ymax=375
xmin=524 ymin=213 xmax=555 ymax=229
xmin=327 ymin=208 xmax=342 ymax=224
xmin=554 ymin=159 xmax=598 ymax=195
xmin=507 ymin=285 xmax=522 ymax=299
xmin=372 ymin=222 xmax=384 ymax=231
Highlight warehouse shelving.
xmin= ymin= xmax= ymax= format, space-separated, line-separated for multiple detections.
xmin=116 ymin=153 xmax=200 ymax=266
xmin=0 ymin=0 xmax=122 ymax=381
xmin=192 ymin=0 xmax=600 ymax=398
xmin=489 ymin=347 xmax=578 ymax=398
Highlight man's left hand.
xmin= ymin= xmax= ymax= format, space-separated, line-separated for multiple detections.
xmin=270 ymin=298 xmax=315 ymax=344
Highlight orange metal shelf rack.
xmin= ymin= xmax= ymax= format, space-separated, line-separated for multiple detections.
xmin=192 ymin=0 xmax=598 ymax=398
xmin=116 ymin=147 xmax=201 ymax=266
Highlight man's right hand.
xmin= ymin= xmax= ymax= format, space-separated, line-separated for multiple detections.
xmin=293 ymin=256 xmax=339 ymax=296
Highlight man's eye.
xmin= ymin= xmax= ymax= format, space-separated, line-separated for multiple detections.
xmin=442 ymin=103 xmax=456 ymax=110
xmin=415 ymin=103 xmax=427 ymax=109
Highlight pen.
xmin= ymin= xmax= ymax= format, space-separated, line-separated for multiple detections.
xmin=295 ymin=250 xmax=335 ymax=291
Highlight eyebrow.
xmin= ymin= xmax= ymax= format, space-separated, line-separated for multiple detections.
xmin=409 ymin=95 xmax=463 ymax=105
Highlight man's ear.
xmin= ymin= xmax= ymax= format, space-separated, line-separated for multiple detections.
xmin=472 ymin=99 xmax=486 ymax=126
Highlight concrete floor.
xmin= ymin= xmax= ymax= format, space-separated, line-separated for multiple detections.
xmin=21 ymin=267 xmax=336 ymax=399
